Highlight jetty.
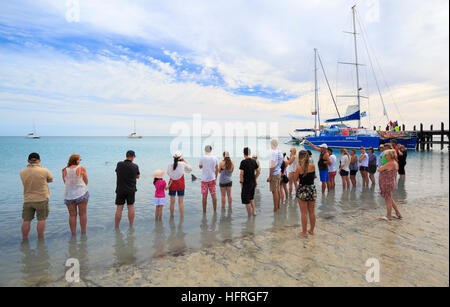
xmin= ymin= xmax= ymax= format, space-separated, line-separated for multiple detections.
xmin=413 ymin=123 xmax=450 ymax=151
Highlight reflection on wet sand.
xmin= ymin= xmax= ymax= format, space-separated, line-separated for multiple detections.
xmin=200 ymin=213 xmax=218 ymax=248
xmin=20 ymin=239 xmax=50 ymax=287
xmin=395 ymin=178 xmax=408 ymax=205
xmin=68 ymin=235 xmax=89 ymax=280
xmin=241 ymin=216 xmax=256 ymax=237
xmin=113 ymin=228 xmax=137 ymax=266
xmin=218 ymin=209 xmax=233 ymax=243
xmin=167 ymin=217 xmax=187 ymax=257
xmin=152 ymin=221 xmax=166 ymax=258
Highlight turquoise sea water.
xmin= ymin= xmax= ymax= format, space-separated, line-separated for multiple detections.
xmin=0 ymin=137 xmax=448 ymax=286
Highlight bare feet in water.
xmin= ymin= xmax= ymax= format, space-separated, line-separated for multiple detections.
xmin=297 ymin=232 xmax=308 ymax=238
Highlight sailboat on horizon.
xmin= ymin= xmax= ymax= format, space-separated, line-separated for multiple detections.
xmin=26 ymin=121 xmax=40 ymax=139
xmin=128 ymin=120 xmax=143 ymax=139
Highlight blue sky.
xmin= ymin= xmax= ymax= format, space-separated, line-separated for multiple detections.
xmin=0 ymin=0 xmax=448 ymax=136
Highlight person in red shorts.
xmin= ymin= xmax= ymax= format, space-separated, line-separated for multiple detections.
xmin=199 ymin=145 xmax=219 ymax=213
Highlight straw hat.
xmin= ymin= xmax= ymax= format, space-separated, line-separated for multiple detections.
xmin=153 ymin=169 xmax=164 ymax=178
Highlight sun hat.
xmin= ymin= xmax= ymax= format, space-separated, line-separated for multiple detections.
xmin=319 ymin=144 xmax=328 ymax=148
xmin=173 ymin=151 xmax=182 ymax=158
xmin=153 ymin=169 xmax=164 ymax=178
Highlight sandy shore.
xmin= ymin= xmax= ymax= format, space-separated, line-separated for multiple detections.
xmin=51 ymin=194 xmax=448 ymax=287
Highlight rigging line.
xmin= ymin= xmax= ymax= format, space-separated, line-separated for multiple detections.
xmin=356 ymin=14 xmax=404 ymax=123
xmin=356 ymin=10 xmax=390 ymax=124
xmin=317 ymin=51 xmax=342 ymax=122
xmin=364 ymin=65 xmax=372 ymax=127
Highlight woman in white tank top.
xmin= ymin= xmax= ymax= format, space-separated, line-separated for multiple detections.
xmin=62 ymin=154 xmax=89 ymax=235
xmin=286 ymin=147 xmax=299 ymax=196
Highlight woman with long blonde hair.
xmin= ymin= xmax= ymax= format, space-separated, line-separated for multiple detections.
xmin=62 ymin=154 xmax=89 ymax=235
xmin=294 ymin=150 xmax=317 ymax=238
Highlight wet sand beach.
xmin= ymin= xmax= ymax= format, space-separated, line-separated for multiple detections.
xmin=51 ymin=194 xmax=448 ymax=287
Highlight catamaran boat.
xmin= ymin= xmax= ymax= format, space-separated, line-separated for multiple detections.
xmin=26 ymin=122 xmax=40 ymax=139
xmin=128 ymin=121 xmax=142 ymax=139
xmin=26 ymin=133 xmax=40 ymax=139
xmin=292 ymin=5 xmax=420 ymax=150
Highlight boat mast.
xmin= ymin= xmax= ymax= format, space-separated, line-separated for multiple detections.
xmin=314 ymin=48 xmax=319 ymax=136
xmin=352 ymin=5 xmax=362 ymax=128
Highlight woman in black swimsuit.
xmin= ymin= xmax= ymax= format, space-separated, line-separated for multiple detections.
xmin=397 ymin=145 xmax=407 ymax=179
xmin=295 ymin=150 xmax=317 ymax=238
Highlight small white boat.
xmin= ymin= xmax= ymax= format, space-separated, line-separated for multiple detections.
xmin=26 ymin=133 xmax=40 ymax=139
xmin=26 ymin=122 xmax=40 ymax=139
xmin=128 ymin=121 xmax=142 ymax=138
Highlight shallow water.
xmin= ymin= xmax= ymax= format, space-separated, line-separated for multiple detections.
xmin=0 ymin=137 xmax=448 ymax=286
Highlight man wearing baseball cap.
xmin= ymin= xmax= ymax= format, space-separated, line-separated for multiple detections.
xmin=20 ymin=153 xmax=53 ymax=239
xmin=115 ymin=150 xmax=140 ymax=228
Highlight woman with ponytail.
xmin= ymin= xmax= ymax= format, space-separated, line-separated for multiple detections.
xmin=218 ymin=151 xmax=234 ymax=209
xmin=294 ymin=150 xmax=317 ymax=238
xmin=167 ymin=151 xmax=192 ymax=217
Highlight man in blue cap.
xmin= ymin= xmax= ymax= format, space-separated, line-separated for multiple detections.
xmin=115 ymin=150 xmax=140 ymax=228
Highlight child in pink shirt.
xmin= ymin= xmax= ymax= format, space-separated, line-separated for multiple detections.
xmin=153 ymin=170 xmax=166 ymax=220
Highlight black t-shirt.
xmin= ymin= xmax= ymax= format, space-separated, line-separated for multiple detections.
xmin=115 ymin=160 xmax=140 ymax=193
xmin=239 ymin=158 xmax=259 ymax=185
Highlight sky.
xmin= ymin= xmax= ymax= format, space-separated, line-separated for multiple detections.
xmin=0 ymin=0 xmax=448 ymax=136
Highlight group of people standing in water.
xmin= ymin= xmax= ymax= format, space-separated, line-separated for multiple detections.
xmin=19 ymin=138 xmax=407 ymax=240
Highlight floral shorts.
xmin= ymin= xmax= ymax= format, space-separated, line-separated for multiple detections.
xmin=296 ymin=184 xmax=317 ymax=202
xmin=201 ymin=180 xmax=217 ymax=195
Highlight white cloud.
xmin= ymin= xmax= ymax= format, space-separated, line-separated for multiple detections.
xmin=0 ymin=0 xmax=448 ymax=135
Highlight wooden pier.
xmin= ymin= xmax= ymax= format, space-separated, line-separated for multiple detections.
xmin=413 ymin=122 xmax=450 ymax=151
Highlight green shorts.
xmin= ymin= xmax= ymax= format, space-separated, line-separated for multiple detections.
xmin=22 ymin=200 xmax=50 ymax=221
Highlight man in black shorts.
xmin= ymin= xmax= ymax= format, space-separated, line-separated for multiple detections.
xmin=239 ymin=147 xmax=260 ymax=216
xmin=115 ymin=150 xmax=140 ymax=228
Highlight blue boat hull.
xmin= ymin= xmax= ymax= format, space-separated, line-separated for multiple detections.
xmin=305 ymin=135 xmax=380 ymax=149
xmin=379 ymin=137 xmax=418 ymax=150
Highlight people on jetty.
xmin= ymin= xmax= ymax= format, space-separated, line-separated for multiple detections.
xmin=304 ymin=140 xmax=331 ymax=193
xmin=199 ymin=145 xmax=219 ymax=213
xmin=167 ymin=151 xmax=192 ymax=217
xmin=115 ymin=150 xmax=140 ymax=228
xmin=240 ymin=147 xmax=260 ymax=216
xmin=378 ymin=149 xmax=402 ymax=221
xmin=267 ymin=139 xmax=283 ymax=212
xmin=327 ymin=148 xmax=337 ymax=190
xmin=279 ymin=153 xmax=289 ymax=203
xmin=339 ymin=149 xmax=351 ymax=189
xmin=397 ymin=145 xmax=408 ymax=179
xmin=368 ymin=147 xmax=377 ymax=186
xmin=218 ymin=151 xmax=234 ymax=210
xmin=359 ymin=147 xmax=370 ymax=187
xmin=286 ymin=147 xmax=299 ymax=196
xmin=153 ymin=170 xmax=166 ymax=220
xmin=20 ymin=153 xmax=53 ymax=239
xmin=349 ymin=149 xmax=359 ymax=188
xmin=295 ymin=150 xmax=317 ymax=238
xmin=62 ymin=154 xmax=89 ymax=235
